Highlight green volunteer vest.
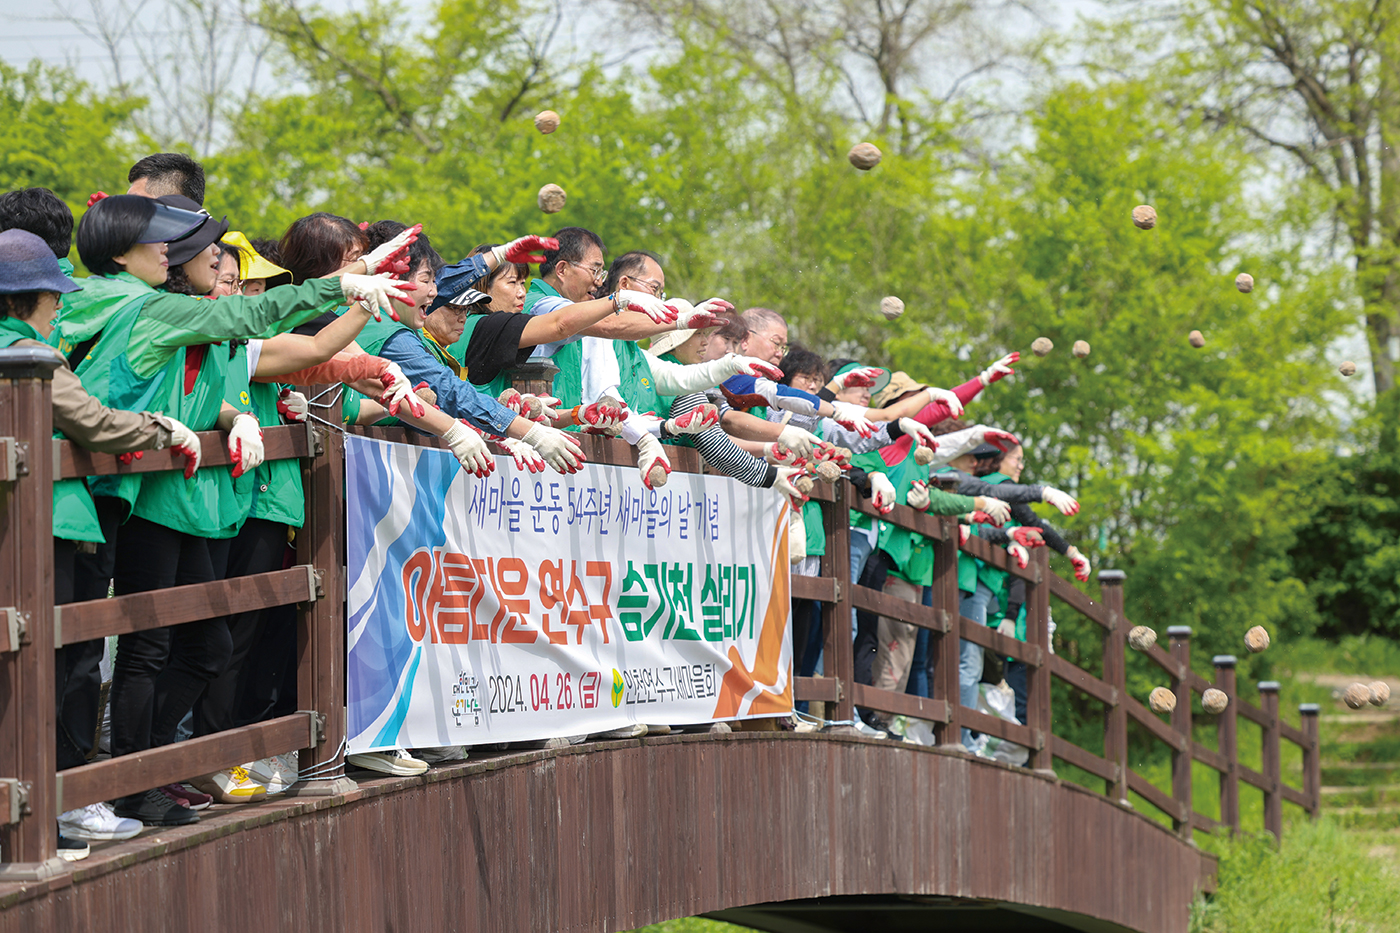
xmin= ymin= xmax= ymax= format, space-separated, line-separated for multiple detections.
xmin=348 ymin=317 xmax=414 ymax=428
xmin=852 ymin=445 xmax=935 ymax=586
xmin=246 ymin=378 xmax=305 ymax=527
xmin=524 ymin=279 xmax=582 ymax=420
xmin=447 ymin=314 xmax=513 ymax=401
xmin=214 ymin=342 xmax=257 ymax=538
xmin=936 ymin=466 xmax=980 ymax=594
xmin=973 ymin=472 xmax=1021 ymax=607
xmin=0 ymin=321 xmax=102 ymax=543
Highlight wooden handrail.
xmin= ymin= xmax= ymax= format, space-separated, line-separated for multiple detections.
xmin=57 ymin=422 xmax=312 ymax=479
xmin=1051 ymin=735 xmax=1118 ymax=783
xmin=961 ymin=616 xmax=1044 ymax=668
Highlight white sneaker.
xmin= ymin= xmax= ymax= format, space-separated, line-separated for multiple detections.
xmin=591 ymin=724 xmax=647 ymax=740
xmin=191 ymin=766 xmax=268 ymax=804
xmin=246 ymin=752 xmax=299 ymax=794
xmin=853 ymin=718 xmax=888 ymax=740
xmin=413 ymin=745 xmax=469 ymax=765
xmin=346 ymin=748 xmax=428 ymax=776
xmin=517 ymin=734 xmax=588 ymax=749
xmin=59 ymin=802 xmax=142 ymax=842
xmin=642 ymin=724 xmax=671 ymax=736
xmin=783 ymin=714 xmax=820 ymax=733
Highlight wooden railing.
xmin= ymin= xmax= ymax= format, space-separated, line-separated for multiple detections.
xmin=0 ymin=349 xmax=1320 ymax=874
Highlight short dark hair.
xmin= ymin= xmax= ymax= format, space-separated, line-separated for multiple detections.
xmin=0 ymin=292 xmax=45 ymax=320
xmin=0 ymin=188 xmax=74 ymax=259
xmin=249 ymin=237 xmax=283 ymax=264
xmin=278 ymin=212 xmax=368 ymax=284
xmin=600 ymin=250 xmax=661 ymax=296
xmin=162 ymin=262 xmax=202 ymax=296
xmin=363 ymin=220 xmax=443 ymax=276
xmin=217 ymin=240 xmax=243 ymax=268
xmin=931 ymin=417 xmax=968 ymax=437
xmin=711 ymin=316 xmax=749 ymax=345
xmin=76 ymin=194 xmax=158 ymax=276
xmin=825 ymin=358 xmax=858 ymax=381
xmin=540 ymin=226 xmax=604 ymax=278
xmin=128 ymin=153 xmax=206 ymax=204
xmin=466 ymin=244 xmax=528 ymax=292
xmin=777 ymin=344 xmax=826 ymax=386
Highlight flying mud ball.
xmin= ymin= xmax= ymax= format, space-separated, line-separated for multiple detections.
xmin=1202 ymin=688 xmax=1229 ymax=715
xmin=1128 ymin=626 xmax=1157 ymax=652
xmin=1189 ymin=330 xmax=1206 ymax=348
xmin=1339 ymin=361 xmax=1357 ymax=377
xmin=1072 ymin=340 xmax=1091 ymax=358
xmin=534 ymin=110 xmax=560 ymax=134
xmin=538 ymin=183 xmax=567 ymax=214
xmin=913 ymin=445 xmax=935 ymax=466
xmin=1235 ymin=273 xmax=1253 ymax=293
xmin=1132 ymin=205 xmax=1157 ymax=229
xmin=848 ymin=142 xmax=882 ymax=170
xmin=1244 ymin=626 xmax=1270 ymax=653
xmin=1343 ymin=683 xmax=1371 ymax=709
xmin=1031 ymin=337 xmax=1054 ymax=357
xmin=880 ymin=296 xmax=904 ymax=320
xmin=815 ymin=460 xmax=842 ymax=483
xmin=1369 ymin=682 xmax=1391 ymax=707
xmin=1149 ymin=687 xmax=1176 ymax=714
xmin=646 ymin=463 xmax=670 ymax=489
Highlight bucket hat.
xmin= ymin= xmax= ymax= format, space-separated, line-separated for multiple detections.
xmin=0 ymin=229 xmax=82 ymax=295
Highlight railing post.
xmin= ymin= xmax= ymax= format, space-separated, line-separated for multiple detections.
xmin=507 ymin=359 xmax=559 ymax=399
xmin=1168 ymin=626 xmax=1193 ymax=840
xmin=1259 ymin=681 xmax=1282 ymax=840
xmin=1299 ymin=703 xmax=1321 ymax=818
xmin=1025 ymin=546 xmax=1053 ymax=773
xmin=1213 ymin=655 xmax=1239 ymax=832
xmin=1098 ymin=570 xmax=1128 ymax=804
xmin=822 ymin=480 xmax=855 ymax=726
xmin=930 ymin=515 xmax=961 ymax=749
xmin=0 ymin=348 xmax=59 ymax=876
xmin=291 ymin=387 xmax=354 ymax=795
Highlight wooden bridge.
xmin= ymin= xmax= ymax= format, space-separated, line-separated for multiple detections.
xmin=0 ymin=351 xmax=1320 ymax=932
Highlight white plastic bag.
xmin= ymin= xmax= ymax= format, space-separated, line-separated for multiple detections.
xmin=976 ymin=681 xmax=1029 ymax=766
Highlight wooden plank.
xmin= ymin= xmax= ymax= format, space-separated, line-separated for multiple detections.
xmin=850 ymin=684 xmax=949 ymax=723
xmin=1050 ymin=735 xmax=1118 ymax=783
xmin=1280 ymin=783 xmax=1311 ymax=809
xmin=789 ymin=575 xmax=838 ymax=604
xmin=850 ymin=497 xmax=947 ymax=540
xmin=55 ymin=566 xmax=317 ymax=646
xmin=1192 ymin=741 xmax=1230 ymax=774
xmin=850 ymin=584 xmax=947 ymax=632
xmin=1239 ymin=764 xmax=1270 ymax=792
xmin=1128 ymin=769 xmax=1187 ymax=822
xmin=1192 ymin=811 xmax=1225 ymax=834
xmin=959 ymin=617 xmax=1043 ymax=667
xmin=1138 ymin=641 xmax=1188 ymax=681
xmin=1125 ymin=695 xmax=1188 ymax=752
xmin=961 ymin=707 xmax=1042 ymax=749
xmin=1236 ymin=700 xmax=1269 ymax=728
xmin=1048 ymin=574 xmax=1110 ymax=628
xmin=57 ymin=714 xmax=315 ymax=812
xmin=1280 ymin=721 xmax=1308 ymax=748
xmin=57 ymin=423 xmax=310 ymax=480
xmin=958 ymin=533 xmax=1040 ymax=582
xmin=1049 ymin=653 xmax=1116 ymax=705
xmin=820 ymin=483 xmax=855 ymax=724
xmin=793 ymin=676 xmax=838 ymax=702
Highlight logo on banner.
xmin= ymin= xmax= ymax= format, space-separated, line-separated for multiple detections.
xmin=611 ymin=668 xmax=624 ymax=707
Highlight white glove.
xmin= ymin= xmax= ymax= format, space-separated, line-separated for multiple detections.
xmin=227 ymin=412 xmax=264 ymax=479
xmin=975 ymin=496 xmax=1011 ymax=525
xmin=442 ymin=420 xmax=494 ymax=477
xmin=1065 ymin=545 xmax=1091 ymax=582
xmin=522 ymin=422 xmax=585 ymax=474
xmin=925 ymin=386 xmax=964 ymax=418
xmin=1042 ymin=486 xmax=1080 ymax=516
xmin=997 ymin=618 xmax=1017 ymax=638
xmin=663 ymin=404 xmax=719 ymax=436
xmin=647 ymin=353 xmax=783 ymax=394
xmin=341 ymin=272 xmax=415 ymax=322
xmin=1047 ymin=615 xmax=1056 ymax=654
xmin=277 ymin=388 xmax=308 ymax=423
xmin=1007 ymin=543 xmax=1030 ymax=569
xmin=763 ymin=442 xmax=804 ymax=466
xmin=690 ymin=297 xmax=735 ymax=317
xmin=674 ymin=300 xmax=733 ymax=330
xmin=773 ymin=466 xmax=807 ymax=507
xmin=897 ymin=417 xmax=938 ymax=450
xmin=576 ymin=396 xmax=627 ymax=433
xmin=159 ymin=415 xmax=202 ymax=479
xmin=834 ymin=366 xmax=883 ymax=389
xmin=830 ymin=400 xmax=876 ymax=438
xmin=521 ymin=394 xmax=561 ymax=424
xmin=906 ymin=479 xmax=931 ymax=512
xmin=377 ymin=360 xmax=425 ymax=418
xmin=978 ymin=352 xmax=1019 ymax=387
xmin=615 ymin=288 xmax=677 ymax=324
xmin=869 ymin=471 xmax=896 ymax=515
xmin=360 ymin=223 xmax=420 ymax=274
xmin=776 ymin=424 xmax=818 ymax=458
xmin=958 ymin=523 xmax=970 ymax=546
xmin=497 ymin=437 xmax=546 ymax=474
xmin=634 ymin=432 xmax=671 ymax=489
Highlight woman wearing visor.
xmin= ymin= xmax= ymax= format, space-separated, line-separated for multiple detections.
xmin=54 ymin=194 xmax=416 ymax=827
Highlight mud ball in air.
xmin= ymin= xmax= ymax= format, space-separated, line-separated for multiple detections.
xmin=534 ymin=110 xmax=560 ymax=134
xmin=1244 ymin=625 xmax=1270 ymax=653
xmin=1072 ymin=340 xmax=1091 ymax=358
xmin=1339 ymin=360 xmax=1358 ymax=377
xmin=1343 ymin=683 xmax=1371 ymax=709
xmin=646 ymin=464 xmax=669 ymax=489
xmin=1149 ymin=687 xmax=1176 ymax=714
xmin=815 ymin=460 xmax=842 ymax=483
xmin=1132 ymin=205 xmax=1157 ymax=229
xmin=1202 ymin=688 xmax=1229 ymax=715
xmin=1369 ymin=682 xmax=1391 ymax=707
xmin=1189 ymin=330 xmax=1205 ymax=349
xmin=913 ymin=445 xmax=935 ymax=466
xmin=880 ymin=296 xmax=904 ymax=320
xmin=1128 ymin=625 xmax=1157 ymax=652
xmin=1235 ymin=273 xmax=1253 ymax=293
xmin=848 ymin=142 xmax=882 ymax=170
xmin=538 ymin=183 xmax=567 ymax=214
xmin=1031 ymin=337 xmax=1054 ymax=357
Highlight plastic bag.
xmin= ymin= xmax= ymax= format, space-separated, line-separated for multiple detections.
xmin=976 ymin=681 xmax=1029 ymax=766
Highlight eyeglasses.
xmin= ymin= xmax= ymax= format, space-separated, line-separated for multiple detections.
xmin=629 ymin=276 xmax=667 ymax=301
xmin=567 ymin=259 xmax=608 ymax=285
xmin=764 ymin=333 xmax=788 ymax=353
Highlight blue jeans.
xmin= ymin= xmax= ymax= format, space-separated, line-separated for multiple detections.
xmin=959 ymin=582 xmax=997 ymax=748
xmin=904 ymin=586 xmax=935 ymax=698
xmin=848 ymin=530 xmax=874 ymax=641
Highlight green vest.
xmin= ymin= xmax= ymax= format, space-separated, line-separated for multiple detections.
xmin=447 ymin=314 xmax=514 ymax=401
xmin=56 ymin=273 xmax=157 ymax=410
xmin=851 ymin=446 xmax=933 ymax=586
xmin=0 ymin=320 xmax=102 ymax=543
xmin=524 ymin=279 xmax=582 ymax=419
xmin=973 ymin=472 xmax=1021 ymax=607
xmin=936 ymin=466 xmax=980 ymax=594
xmin=244 ymin=373 xmax=305 ymax=527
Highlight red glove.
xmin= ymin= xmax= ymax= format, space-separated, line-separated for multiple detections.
xmin=578 ymin=396 xmax=627 ymax=430
xmin=117 ymin=450 xmax=143 ymax=465
xmin=983 ymin=428 xmax=1020 ymax=452
xmin=968 ymin=510 xmax=993 ymax=525
xmin=958 ymin=524 xmax=970 ymax=546
xmin=836 ymin=366 xmax=884 ymax=389
xmin=1007 ymin=543 xmax=1030 ymax=569
xmin=498 ymin=388 xmax=525 ymax=413
xmin=270 ymin=351 xmax=387 ymax=387
xmin=1011 ymin=527 xmax=1045 ymax=548
xmin=496 ymin=236 xmax=559 ymax=265
xmin=1066 ymin=546 xmax=1091 ymax=582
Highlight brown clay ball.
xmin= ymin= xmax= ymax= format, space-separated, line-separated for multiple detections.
xmin=1235 ymin=273 xmax=1253 ymax=293
xmin=1072 ymin=340 xmax=1091 ymax=358
xmin=521 ymin=395 xmax=545 ymax=420
xmin=415 ymin=386 xmax=437 ymax=406
xmin=646 ymin=464 xmax=670 ymax=489
xmin=538 ymin=183 xmax=567 ymax=214
xmin=1031 ymin=337 xmax=1054 ymax=357
xmin=815 ymin=460 xmax=842 ymax=483
xmin=534 ymin=110 xmax=560 ymax=134
xmin=879 ymin=296 xmax=904 ymax=320
xmin=848 ymin=142 xmax=882 ymax=170
xmin=1189 ymin=330 xmax=1206 ymax=349
xmin=1339 ymin=361 xmax=1358 ymax=377
xmin=834 ymin=447 xmax=853 ymax=461
xmin=913 ymin=445 xmax=935 ymax=466
xmin=1244 ymin=626 xmax=1270 ymax=653
xmin=1202 ymin=688 xmax=1229 ymax=715
xmin=794 ymin=475 xmax=815 ymax=495
xmin=1128 ymin=625 xmax=1157 ymax=652
xmin=1149 ymin=687 xmax=1177 ymax=714
xmin=1343 ymin=683 xmax=1371 ymax=709
xmin=1132 ymin=205 xmax=1157 ymax=229
xmin=1368 ymin=682 xmax=1391 ymax=707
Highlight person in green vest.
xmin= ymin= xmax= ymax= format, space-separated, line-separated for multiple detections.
xmin=0 ymin=228 xmax=204 ymax=854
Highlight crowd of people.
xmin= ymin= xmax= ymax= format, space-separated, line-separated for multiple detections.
xmin=0 ymin=152 xmax=1089 ymax=862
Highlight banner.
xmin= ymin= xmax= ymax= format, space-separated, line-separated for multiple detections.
xmin=345 ymin=434 xmax=792 ymax=752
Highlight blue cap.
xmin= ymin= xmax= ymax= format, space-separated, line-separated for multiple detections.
xmin=0 ymin=229 xmax=82 ymax=295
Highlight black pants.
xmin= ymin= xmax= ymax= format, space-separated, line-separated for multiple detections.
xmin=852 ymin=549 xmax=894 ymax=687
xmin=109 ymin=517 xmax=231 ymax=757
xmin=194 ymin=518 xmax=290 ymax=735
xmin=1006 ymin=660 xmax=1029 ymax=726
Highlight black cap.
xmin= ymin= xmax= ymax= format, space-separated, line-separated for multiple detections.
xmin=157 ymin=195 xmax=230 ymax=265
xmin=967 ymin=443 xmax=1002 ymax=459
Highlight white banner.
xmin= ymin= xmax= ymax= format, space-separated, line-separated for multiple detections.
xmin=344 ymin=434 xmax=792 ymax=752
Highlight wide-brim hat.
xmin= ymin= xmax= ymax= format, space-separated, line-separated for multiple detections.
xmin=0 ymin=229 xmax=83 ymax=295
xmin=157 ymin=195 xmax=230 ymax=265
xmin=647 ymin=300 xmax=710 ymax=357
xmin=222 ymin=230 xmax=290 ymax=282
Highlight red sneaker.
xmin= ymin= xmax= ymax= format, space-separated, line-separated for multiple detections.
xmin=160 ymin=783 xmax=212 ymax=810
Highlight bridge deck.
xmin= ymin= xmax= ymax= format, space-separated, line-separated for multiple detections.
xmin=0 ymin=732 xmax=1212 ymax=933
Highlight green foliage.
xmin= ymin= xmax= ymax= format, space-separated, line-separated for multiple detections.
xmin=624 ymin=921 xmax=755 ymax=933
